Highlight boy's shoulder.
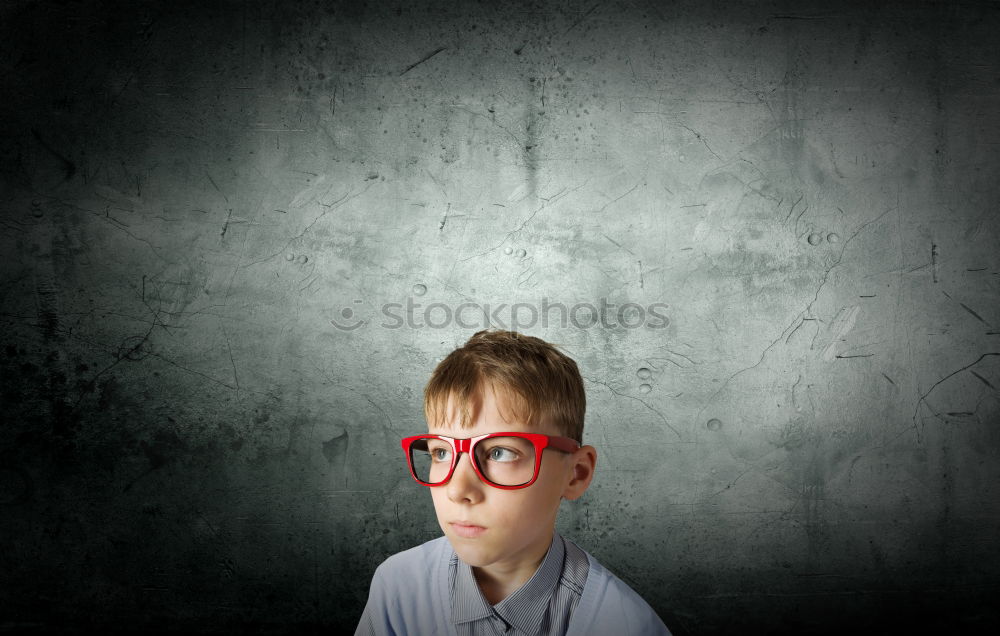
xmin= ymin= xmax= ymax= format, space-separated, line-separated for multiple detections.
xmin=571 ymin=538 xmax=647 ymax=604
xmin=564 ymin=536 xmax=673 ymax=636
xmin=374 ymin=534 xmax=450 ymax=579
xmin=367 ymin=534 xmax=671 ymax=635
xmin=358 ymin=535 xmax=454 ymax=636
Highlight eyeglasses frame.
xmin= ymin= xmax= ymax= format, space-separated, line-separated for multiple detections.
xmin=400 ymin=431 xmax=582 ymax=490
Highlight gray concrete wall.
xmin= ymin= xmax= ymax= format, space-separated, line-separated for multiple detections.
xmin=2 ymin=1 xmax=999 ymax=633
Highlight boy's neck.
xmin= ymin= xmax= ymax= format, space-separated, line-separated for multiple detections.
xmin=473 ymin=570 xmax=516 ymax=606
xmin=474 ymin=563 xmax=541 ymax=606
xmin=470 ymin=531 xmax=554 ymax=605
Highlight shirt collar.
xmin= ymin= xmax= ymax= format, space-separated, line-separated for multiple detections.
xmin=451 ymin=530 xmax=566 ymax=631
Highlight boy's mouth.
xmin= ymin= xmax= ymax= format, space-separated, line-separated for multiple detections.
xmin=450 ymin=522 xmax=487 ymax=538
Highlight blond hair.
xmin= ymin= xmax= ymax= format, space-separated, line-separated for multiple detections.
xmin=423 ymin=330 xmax=586 ymax=442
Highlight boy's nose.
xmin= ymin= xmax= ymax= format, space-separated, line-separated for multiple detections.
xmin=446 ymin=453 xmax=484 ymax=501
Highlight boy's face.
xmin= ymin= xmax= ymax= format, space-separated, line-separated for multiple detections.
xmin=426 ymin=383 xmax=595 ymax=579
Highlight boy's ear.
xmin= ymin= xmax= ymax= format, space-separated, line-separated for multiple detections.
xmin=562 ymin=445 xmax=597 ymax=501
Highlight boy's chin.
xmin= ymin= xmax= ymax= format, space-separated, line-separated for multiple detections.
xmin=448 ymin=542 xmax=495 ymax=567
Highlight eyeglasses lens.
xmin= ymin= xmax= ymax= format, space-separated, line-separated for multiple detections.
xmin=409 ymin=436 xmax=537 ymax=486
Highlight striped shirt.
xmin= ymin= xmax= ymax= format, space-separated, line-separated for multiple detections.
xmin=354 ymin=532 xmax=672 ymax=636
xmin=449 ymin=531 xmax=589 ymax=636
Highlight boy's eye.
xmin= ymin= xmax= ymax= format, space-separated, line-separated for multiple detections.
xmin=429 ymin=447 xmax=451 ymax=462
xmin=485 ymin=446 xmax=519 ymax=462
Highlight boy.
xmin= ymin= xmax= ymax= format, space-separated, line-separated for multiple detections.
xmin=356 ymin=329 xmax=671 ymax=635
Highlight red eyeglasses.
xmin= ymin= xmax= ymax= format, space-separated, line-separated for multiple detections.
xmin=400 ymin=432 xmax=581 ymax=490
